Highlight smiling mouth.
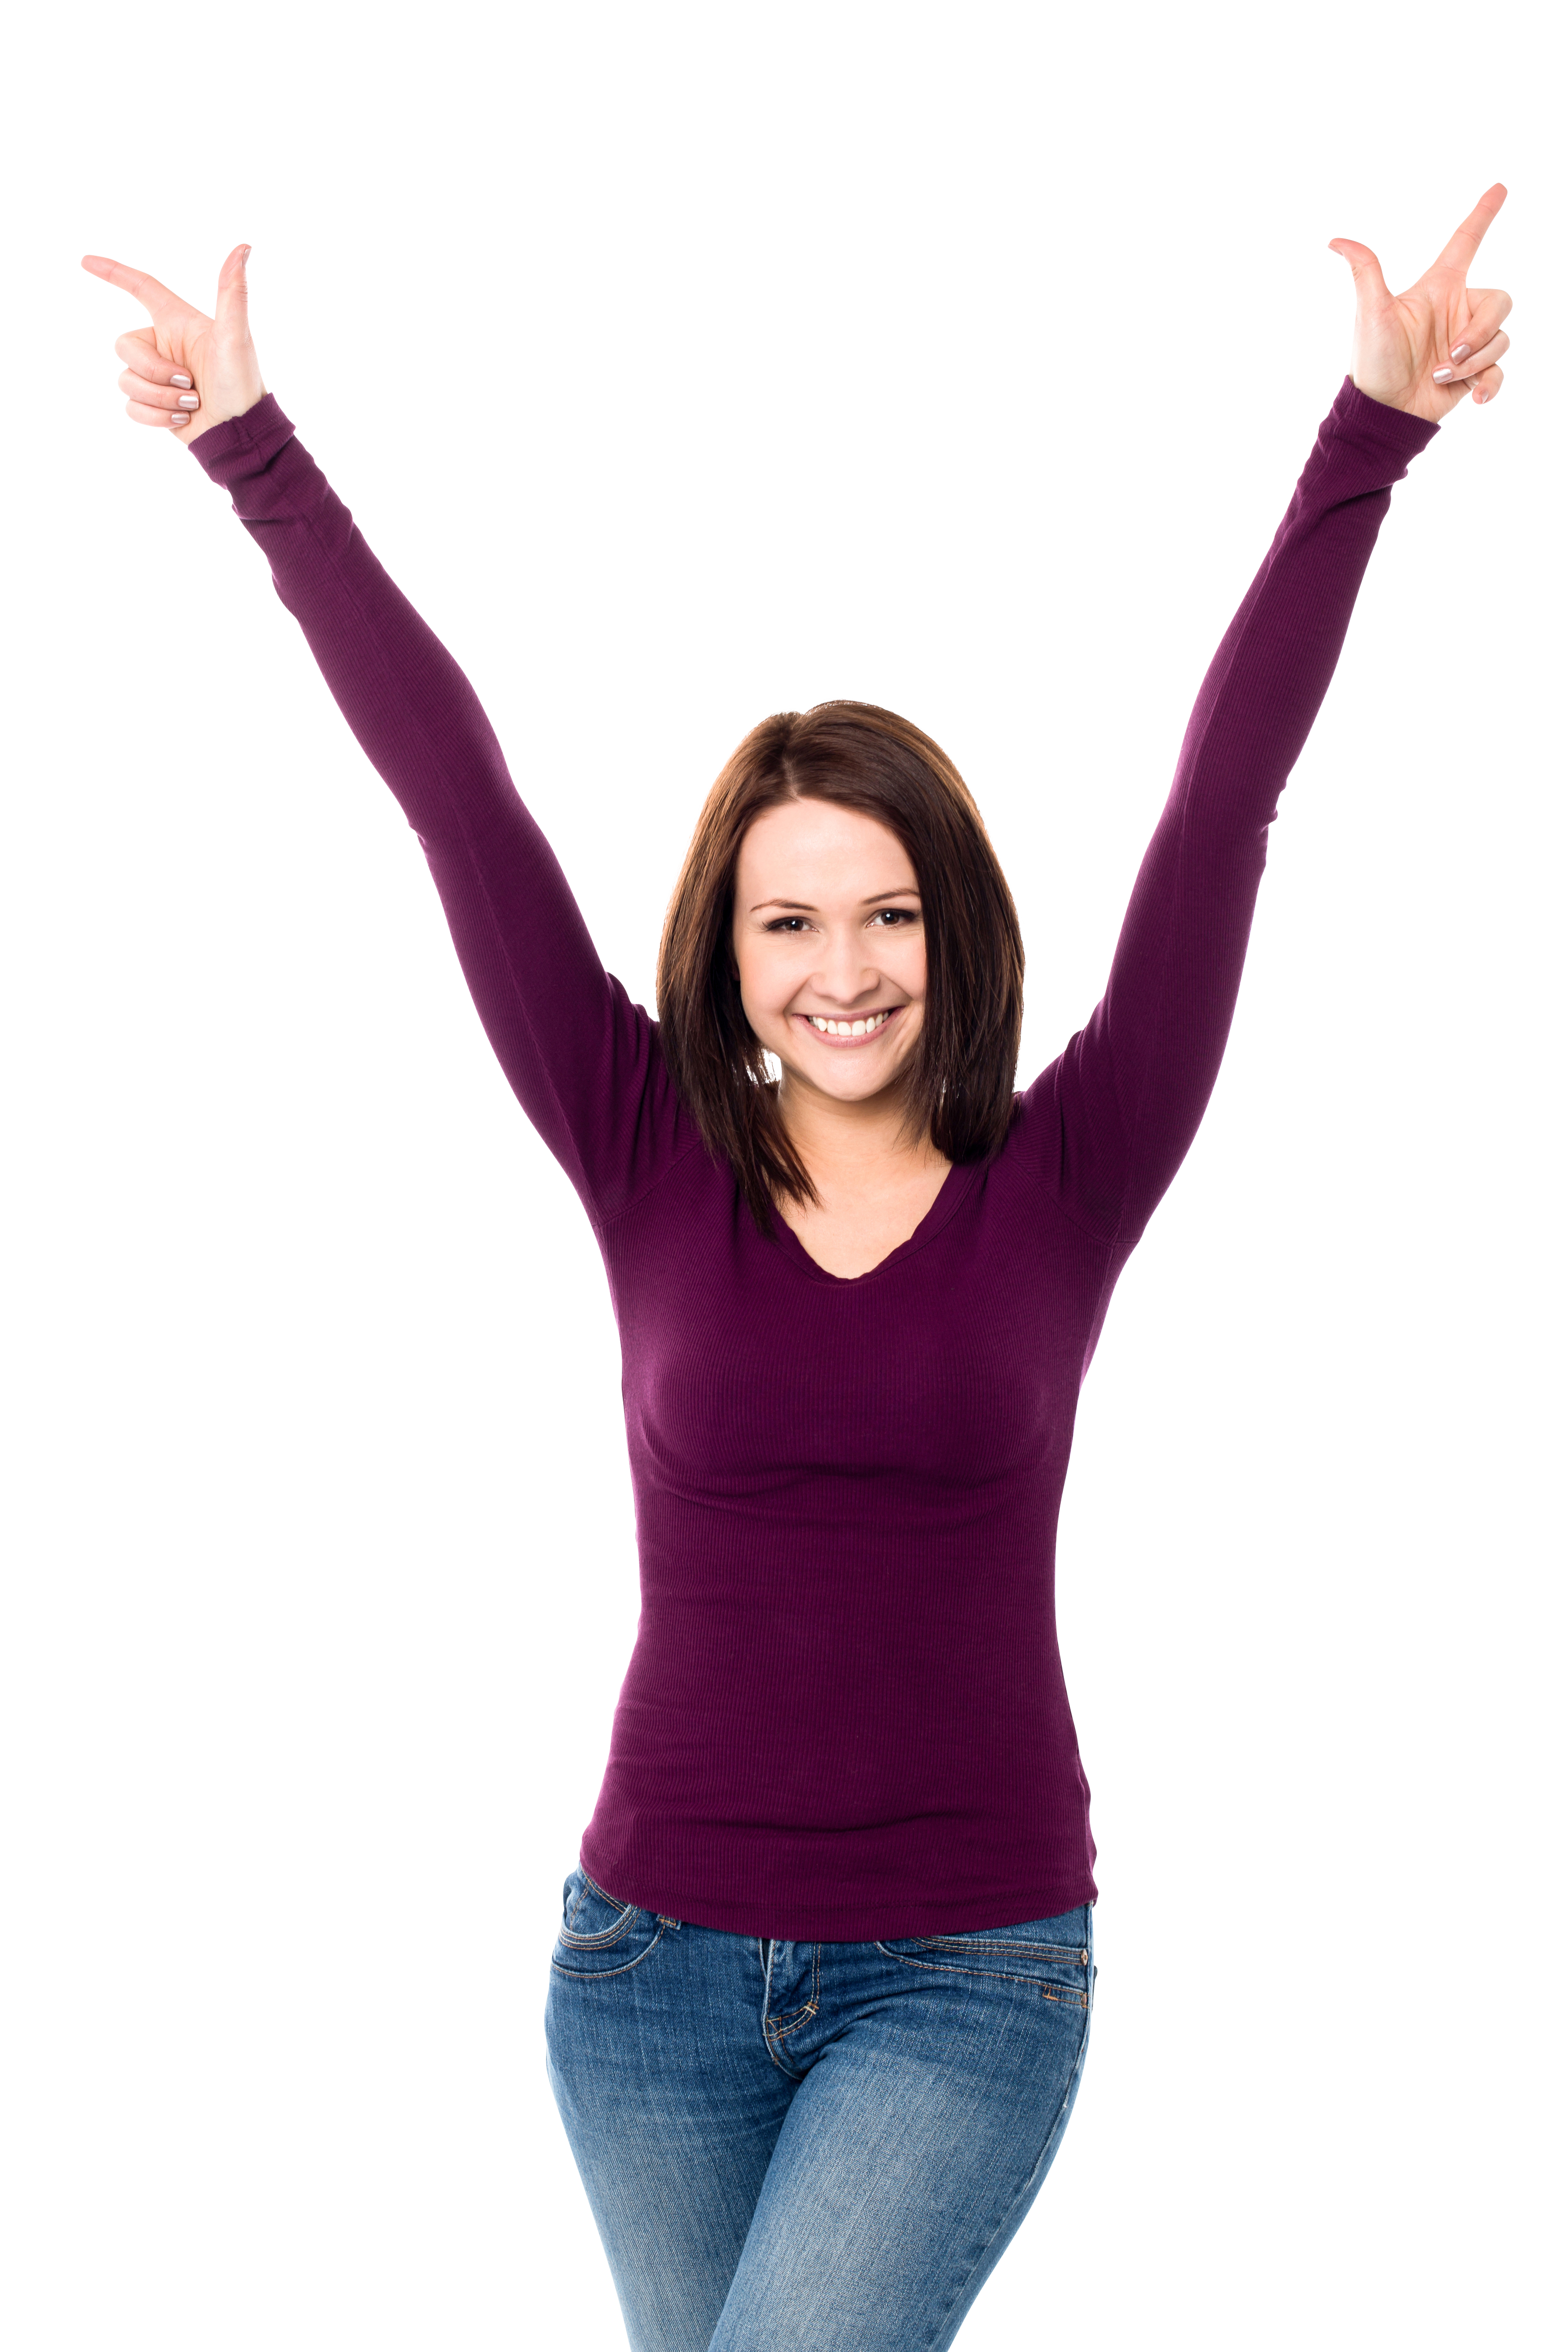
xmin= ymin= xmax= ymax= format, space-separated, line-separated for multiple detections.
xmin=796 ymin=1007 xmax=901 ymax=1043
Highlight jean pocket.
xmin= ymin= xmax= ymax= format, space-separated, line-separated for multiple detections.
xmin=551 ymin=1866 xmax=670 ymax=1980
xmin=876 ymin=1903 xmax=1093 ymax=2004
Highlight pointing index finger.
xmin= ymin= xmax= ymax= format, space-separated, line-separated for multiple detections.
xmin=80 ymin=253 xmax=181 ymax=317
xmin=1433 ymin=182 xmax=1508 ymax=276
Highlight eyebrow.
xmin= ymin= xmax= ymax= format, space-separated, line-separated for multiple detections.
xmin=747 ymin=888 xmax=922 ymax=914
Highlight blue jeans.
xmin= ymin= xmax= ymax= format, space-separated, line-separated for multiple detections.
xmin=544 ymin=1864 xmax=1096 ymax=2350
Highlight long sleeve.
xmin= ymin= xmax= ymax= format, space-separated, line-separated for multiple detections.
xmin=1019 ymin=375 xmax=1440 ymax=1245
xmin=187 ymin=395 xmax=692 ymax=1225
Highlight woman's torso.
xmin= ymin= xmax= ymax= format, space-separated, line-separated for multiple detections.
xmin=579 ymin=1080 xmax=1124 ymax=1941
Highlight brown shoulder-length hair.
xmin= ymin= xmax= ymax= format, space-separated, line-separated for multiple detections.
xmin=656 ymin=700 xmax=1024 ymax=1233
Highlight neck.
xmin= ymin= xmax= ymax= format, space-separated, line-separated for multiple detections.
xmin=775 ymin=1074 xmax=946 ymax=1187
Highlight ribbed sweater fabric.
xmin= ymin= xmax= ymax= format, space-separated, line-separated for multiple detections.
xmin=190 ymin=379 xmax=1438 ymax=1939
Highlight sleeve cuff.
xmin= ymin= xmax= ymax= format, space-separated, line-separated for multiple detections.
xmin=186 ymin=391 xmax=298 ymax=487
xmin=1327 ymin=373 xmax=1443 ymax=462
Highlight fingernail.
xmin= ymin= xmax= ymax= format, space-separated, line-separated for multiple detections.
xmin=178 ymin=393 xmax=200 ymax=407
xmin=1433 ymin=367 xmax=1454 ymax=381
xmin=1449 ymin=344 xmax=1472 ymax=361
xmin=171 ymin=371 xmax=193 ymax=388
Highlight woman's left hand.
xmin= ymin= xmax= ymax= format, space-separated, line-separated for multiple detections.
xmin=1329 ymin=183 xmax=1511 ymax=422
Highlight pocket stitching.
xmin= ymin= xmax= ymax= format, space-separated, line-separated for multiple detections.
xmin=558 ymin=1908 xmax=638 ymax=1951
xmin=558 ymin=1867 xmax=642 ymax=1951
xmin=912 ymin=1936 xmax=1088 ymax=1963
xmin=874 ymin=1942 xmax=1091 ymax=2002
xmin=551 ymin=1916 xmax=670 ymax=1980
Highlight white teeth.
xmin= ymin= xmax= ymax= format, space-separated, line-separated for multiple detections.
xmin=807 ymin=1009 xmax=891 ymax=1037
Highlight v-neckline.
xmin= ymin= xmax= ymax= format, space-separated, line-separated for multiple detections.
xmin=765 ymin=1158 xmax=979 ymax=1287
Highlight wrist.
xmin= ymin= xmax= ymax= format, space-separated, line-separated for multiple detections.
xmin=182 ymin=380 xmax=269 ymax=444
xmin=1351 ymin=372 xmax=1405 ymax=412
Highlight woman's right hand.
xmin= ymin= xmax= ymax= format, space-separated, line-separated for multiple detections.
xmin=80 ymin=243 xmax=265 ymax=442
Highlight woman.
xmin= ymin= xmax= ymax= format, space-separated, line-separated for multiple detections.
xmin=82 ymin=186 xmax=1511 ymax=2352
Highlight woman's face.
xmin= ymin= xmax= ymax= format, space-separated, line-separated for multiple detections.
xmin=731 ymin=797 xmax=928 ymax=1108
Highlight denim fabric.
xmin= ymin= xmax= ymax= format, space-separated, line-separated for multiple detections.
xmin=544 ymin=1864 xmax=1095 ymax=2350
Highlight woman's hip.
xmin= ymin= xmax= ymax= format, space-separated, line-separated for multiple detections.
xmin=544 ymin=1860 xmax=1094 ymax=2075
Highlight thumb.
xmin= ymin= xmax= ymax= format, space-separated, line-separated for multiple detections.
xmin=214 ymin=243 xmax=252 ymax=341
xmin=1327 ymin=238 xmax=1391 ymax=305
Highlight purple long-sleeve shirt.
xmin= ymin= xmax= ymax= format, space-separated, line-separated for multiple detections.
xmin=191 ymin=380 xmax=1438 ymax=1939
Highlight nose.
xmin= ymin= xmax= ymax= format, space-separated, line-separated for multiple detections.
xmin=809 ymin=925 xmax=882 ymax=1006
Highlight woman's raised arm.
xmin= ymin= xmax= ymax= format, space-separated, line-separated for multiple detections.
xmin=82 ymin=248 xmax=693 ymax=1227
xmin=1018 ymin=187 xmax=1510 ymax=1250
